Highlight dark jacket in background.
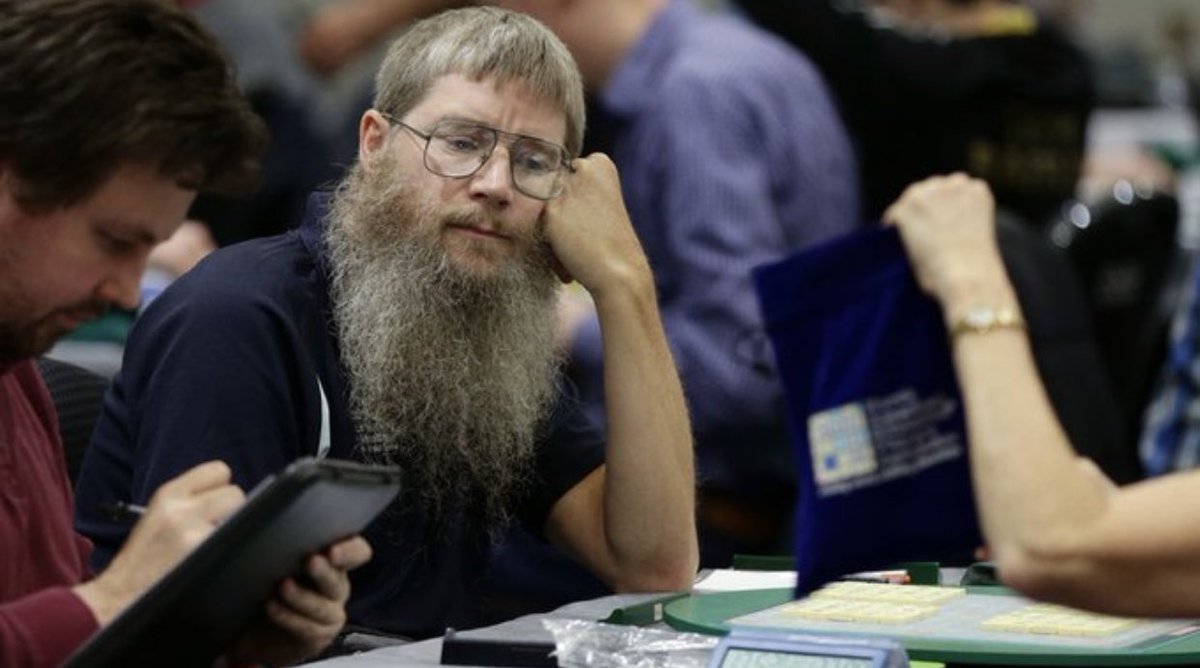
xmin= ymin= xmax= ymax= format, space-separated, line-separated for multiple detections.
xmin=736 ymin=0 xmax=1095 ymax=226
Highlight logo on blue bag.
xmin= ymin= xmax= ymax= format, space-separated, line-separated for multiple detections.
xmin=808 ymin=389 xmax=963 ymax=497
xmin=810 ymin=403 xmax=878 ymax=486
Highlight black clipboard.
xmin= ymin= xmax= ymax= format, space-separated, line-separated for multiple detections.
xmin=64 ymin=457 xmax=402 ymax=668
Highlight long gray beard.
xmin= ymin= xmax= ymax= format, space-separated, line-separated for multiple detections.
xmin=326 ymin=161 xmax=563 ymax=532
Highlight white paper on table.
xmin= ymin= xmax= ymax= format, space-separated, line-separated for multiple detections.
xmin=692 ymin=569 xmax=798 ymax=593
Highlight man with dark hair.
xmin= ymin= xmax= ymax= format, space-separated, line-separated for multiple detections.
xmin=0 ymin=1 xmax=370 ymax=665
xmin=76 ymin=6 xmax=698 ymax=639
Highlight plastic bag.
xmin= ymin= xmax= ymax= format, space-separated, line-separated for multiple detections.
xmin=542 ymin=619 xmax=719 ymax=668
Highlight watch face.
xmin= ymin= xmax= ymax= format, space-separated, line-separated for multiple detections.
xmin=963 ymin=306 xmax=995 ymax=329
xmin=721 ymin=648 xmax=876 ymax=668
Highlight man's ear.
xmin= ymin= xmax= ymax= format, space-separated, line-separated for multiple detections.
xmin=358 ymin=110 xmax=391 ymax=170
xmin=0 ymin=164 xmax=23 ymax=233
xmin=0 ymin=163 xmax=17 ymax=208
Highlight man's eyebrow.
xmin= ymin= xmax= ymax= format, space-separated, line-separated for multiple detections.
xmin=435 ymin=116 xmax=566 ymax=148
xmin=435 ymin=115 xmax=487 ymax=127
xmin=93 ymin=217 xmax=162 ymax=246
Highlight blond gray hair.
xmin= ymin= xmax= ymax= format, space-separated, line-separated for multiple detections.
xmin=374 ymin=6 xmax=585 ymax=156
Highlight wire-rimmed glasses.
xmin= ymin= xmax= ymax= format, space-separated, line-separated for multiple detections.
xmin=383 ymin=113 xmax=573 ymax=201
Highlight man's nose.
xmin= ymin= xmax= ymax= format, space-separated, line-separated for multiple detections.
xmin=95 ymin=258 xmax=145 ymax=311
xmin=468 ymin=148 xmax=514 ymax=205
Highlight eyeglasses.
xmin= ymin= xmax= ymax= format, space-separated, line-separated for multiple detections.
xmin=382 ymin=113 xmax=573 ymax=201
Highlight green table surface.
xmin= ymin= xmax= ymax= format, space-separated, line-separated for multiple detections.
xmin=664 ymin=588 xmax=1200 ymax=666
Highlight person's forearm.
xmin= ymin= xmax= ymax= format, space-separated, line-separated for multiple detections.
xmin=943 ymin=274 xmax=1109 ymax=585
xmin=953 ymin=289 xmax=1200 ymax=615
xmin=348 ymin=0 xmax=464 ymax=45
xmin=888 ymin=174 xmax=1200 ymax=615
xmin=73 ymin=579 xmax=125 ymax=627
xmin=301 ymin=0 xmax=466 ymax=76
xmin=595 ymin=277 xmax=698 ymax=590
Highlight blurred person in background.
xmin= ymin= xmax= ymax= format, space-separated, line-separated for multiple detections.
xmin=737 ymin=0 xmax=1095 ymax=228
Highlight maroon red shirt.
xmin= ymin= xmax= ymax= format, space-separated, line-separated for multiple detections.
xmin=0 ymin=360 xmax=98 ymax=667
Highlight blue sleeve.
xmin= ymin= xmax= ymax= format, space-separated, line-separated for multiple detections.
xmin=75 ymin=264 xmax=322 ymax=570
xmin=599 ymin=64 xmax=855 ymax=443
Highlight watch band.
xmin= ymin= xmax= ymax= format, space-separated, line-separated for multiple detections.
xmin=950 ymin=305 xmax=1026 ymax=338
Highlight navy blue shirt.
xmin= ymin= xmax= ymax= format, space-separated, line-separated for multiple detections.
xmin=74 ymin=193 xmax=606 ymax=637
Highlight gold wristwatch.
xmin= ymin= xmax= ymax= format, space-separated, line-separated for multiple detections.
xmin=950 ymin=305 xmax=1025 ymax=338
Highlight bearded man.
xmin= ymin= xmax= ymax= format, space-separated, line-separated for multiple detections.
xmin=74 ymin=6 xmax=697 ymax=638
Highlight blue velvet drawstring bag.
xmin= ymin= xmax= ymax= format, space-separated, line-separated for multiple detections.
xmin=752 ymin=226 xmax=982 ymax=597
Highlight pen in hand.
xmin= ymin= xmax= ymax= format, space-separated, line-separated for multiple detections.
xmin=100 ymin=500 xmax=147 ymax=523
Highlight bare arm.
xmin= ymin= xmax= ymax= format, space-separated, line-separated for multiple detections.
xmin=886 ymin=174 xmax=1200 ymax=616
xmin=541 ymin=154 xmax=698 ymax=591
xmin=299 ymin=0 xmax=467 ymax=76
